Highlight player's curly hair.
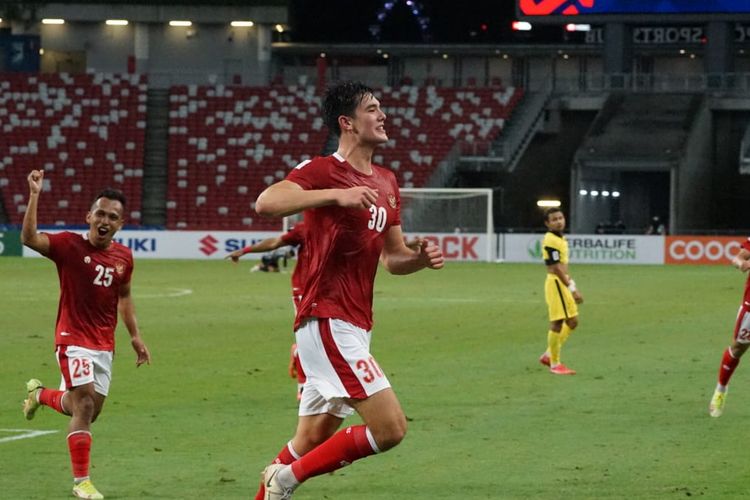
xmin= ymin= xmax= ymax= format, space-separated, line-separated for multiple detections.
xmin=322 ymin=81 xmax=375 ymax=137
xmin=94 ymin=188 xmax=127 ymax=208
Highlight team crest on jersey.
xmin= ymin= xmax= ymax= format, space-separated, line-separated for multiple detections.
xmin=387 ymin=193 xmax=397 ymax=208
xmin=84 ymin=256 xmax=91 ymax=264
xmin=115 ymin=262 xmax=125 ymax=275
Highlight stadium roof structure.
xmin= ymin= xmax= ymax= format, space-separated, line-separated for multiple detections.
xmin=3 ymin=2 xmax=288 ymax=24
xmin=271 ymin=41 xmax=708 ymax=59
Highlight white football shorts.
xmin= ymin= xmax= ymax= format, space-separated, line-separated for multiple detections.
xmin=734 ymin=304 xmax=750 ymax=344
xmin=296 ymin=318 xmax=391 ymax=418
xmin=56 ymin=345 xmax=113 ymax=396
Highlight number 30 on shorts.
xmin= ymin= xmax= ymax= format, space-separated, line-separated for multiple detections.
xmin=355 ymin=357 xmax=384 ymax=383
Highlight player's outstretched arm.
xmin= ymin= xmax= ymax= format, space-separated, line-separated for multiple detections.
xmin=255 ymin=180 xmax=378 ymax=217
xmin=732 ymin=248 xmax=750 ymax=273
xmin=21 ymin=170 xmax=50 ymax=255
xmin=225 ymin=236 xmax=286 ymax=263
xmin=118 ymin=281 xmax=151 ymax=367
xmin=380 ymin=226 xmax=444 ymax=275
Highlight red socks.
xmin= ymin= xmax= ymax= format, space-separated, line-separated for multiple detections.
xmin=39 ymin=388 xmax=68 ymax=415
xmin=67 ymin=431 xmax=92 ymax=480
xmin=254 ymin=442 xmax=300 ymax=500
xmin=290 ymin=425 xmax=376 ymax=482
xmin=273 ymin=443 xmax=299 ymax=465
xmin=719 ymin=347 xmax=740 ymax=386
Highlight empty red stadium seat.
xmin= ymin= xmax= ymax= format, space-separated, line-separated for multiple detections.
xmin=0 ymin=73 xmax=146 ymax=226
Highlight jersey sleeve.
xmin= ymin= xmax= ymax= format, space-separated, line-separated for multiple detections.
xmin=286 ymin=158 xmax=329 ymax=190
xmin=742 ymin=237 xmax=750 ymax=253
xmin=122 ymin=251 xmax=134 ymax=285
xmin=45 ymin=231 xmax=72 ymax=262
xmin=542 ymin=234 xmax=562 ymax=265
xmin=281 ymin=224 xmax=305 ymax=247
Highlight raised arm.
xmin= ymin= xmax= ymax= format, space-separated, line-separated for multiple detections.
xmin=379 ymin=225 xmax=444 ymax=275
xmin=255 ymin=180 xmax=378 ymax=218
xmin=21 ymin=170 xmax=50 ymax=255
xmin=732 ymin=247 xmax=750 ymax=273
xmin=118 ymin=281 xmax=151 ymax=367
xmin=225 ymin=235 xmax=286 ymax=263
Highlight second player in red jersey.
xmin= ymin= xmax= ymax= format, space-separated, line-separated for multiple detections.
xmin=708 ymin=237 xmax=750 ymax=417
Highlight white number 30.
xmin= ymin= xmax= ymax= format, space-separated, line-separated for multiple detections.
xmin=368 ymin=205 xmax=387 ymax=233
xmin=93 ymin=265 xmax=114 ymax=287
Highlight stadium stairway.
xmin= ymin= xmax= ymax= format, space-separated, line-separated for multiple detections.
xmin=141 ymin=88 xmax=170 ymax=226
xmin=576 ymin=93 xmax=702 ymax=169
xmin=488 ymin=87 xmax=547 ymax=172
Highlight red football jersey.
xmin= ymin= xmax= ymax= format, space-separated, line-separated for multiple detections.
xmin=281 ymin=222 xmax=307 ymax=306
xmin=286 ymin=153 xmax=401 ymax=331
xmin=743 ymin=237 xmax=750 ymax=305
xmin=45 ymin=231 xmax=134 ymax=351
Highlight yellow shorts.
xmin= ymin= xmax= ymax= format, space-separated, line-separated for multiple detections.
xmin=545 ymin=274 xmax=578 ymax=321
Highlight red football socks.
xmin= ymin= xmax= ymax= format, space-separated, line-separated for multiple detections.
xmin=290 ymin=425 xmax=376 ymax=482
xmin=67 ymin=431 xmax=92 ymax=480
xmin=39 ymin=388 xmax=68 ymax=415
xmin=718 ymin=347 xmax=740 ymax=386
xmin=254 ymin=442 xmax=300 ymax=500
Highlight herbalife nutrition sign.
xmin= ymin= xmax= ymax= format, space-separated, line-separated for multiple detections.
xmin=505 ymin=234 xmax=664 ymax=265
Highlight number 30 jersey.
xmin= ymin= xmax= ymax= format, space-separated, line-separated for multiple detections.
xmin=286 ymin=153 xmax=401 ymax=331
xmin=45 ymin=231 xmax=133 ymax=351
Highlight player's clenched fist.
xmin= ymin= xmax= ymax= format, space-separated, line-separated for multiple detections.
xmin=418 ymin=239 xmax=445 ymax=270
xmin=337 ymin=186 xmax=378 ymax=209
xmin=28 ymin=170 xmax=44 ymax=194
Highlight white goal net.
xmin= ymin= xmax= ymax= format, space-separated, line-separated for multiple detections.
xmin=399 ymin=188 xmax=495 ymax=262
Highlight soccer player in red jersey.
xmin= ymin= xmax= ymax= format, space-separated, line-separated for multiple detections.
xmin=709 ymin=237 xmax=750 ymax=417
xmin=226 ymin=222 xmax=309 ymax=398
xmin=20 ymin=169 xmax=151 ymax=499
xmin=251 ymin=81 xmax=444 ymax=499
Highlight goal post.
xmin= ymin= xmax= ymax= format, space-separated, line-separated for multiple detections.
xmin=399 ymin=187 xmax=495 ymax=262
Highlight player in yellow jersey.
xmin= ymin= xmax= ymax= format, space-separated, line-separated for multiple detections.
xmin=538 ymin=208 xmax=583 ymax=375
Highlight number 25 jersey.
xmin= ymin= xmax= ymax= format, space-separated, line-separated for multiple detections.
xmin=45 ymin=231 xmax=133 ymax=351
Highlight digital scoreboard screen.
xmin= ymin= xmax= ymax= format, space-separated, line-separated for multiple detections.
xmin=518 ymin=0 xmax=750 ymax=17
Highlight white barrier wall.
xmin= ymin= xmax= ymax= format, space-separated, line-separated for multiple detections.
xmin=403 ymin=233 xmax=493 ymax=262
xmin=502 ymin=234 xmax=665 ymax=265
xmin=24 ymin=231 xmax=746 ymax=265
xmin=23 ymin=230 xmax=494 ymax=262
xmin=23 ymin=230 xmax=281 ymax=259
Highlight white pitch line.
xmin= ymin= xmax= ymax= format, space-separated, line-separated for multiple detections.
xmin=138 ymin=288 xmax=193 ymax=299
xmin=0 ymin=429 xmax=58 ymax=444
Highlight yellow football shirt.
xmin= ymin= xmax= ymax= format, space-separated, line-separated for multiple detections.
xmin=542 ymin=231 xmax=568 ymax=266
